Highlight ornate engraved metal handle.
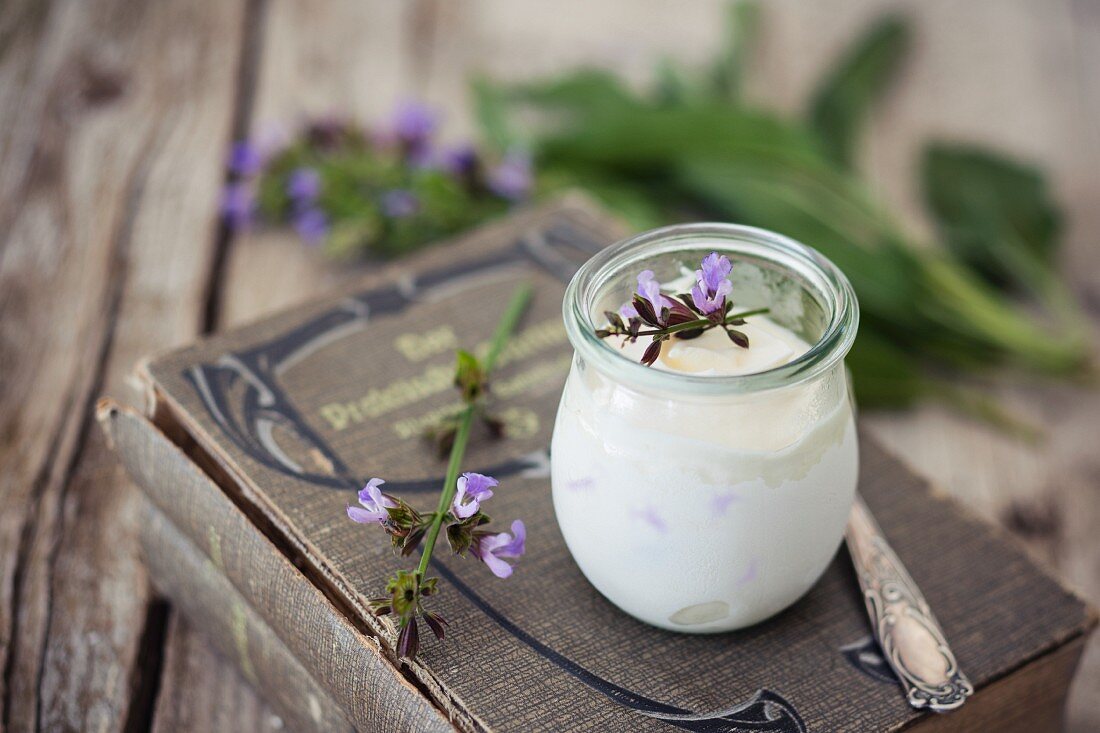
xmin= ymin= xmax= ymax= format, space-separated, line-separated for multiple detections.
xmin=845 ymin=496 xmax=973 ymax=712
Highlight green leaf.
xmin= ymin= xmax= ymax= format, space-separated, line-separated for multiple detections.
xmin=453 ymin=349 xmax=486 ymax=402
xmin=471 ymin=76 xmax=520 ymax=153
xmin=844 ymin=331 xmax=928 ymax=409
xmin=709 ymin=1 xmax=760 ymax=102
xmin=808 ymin=16 xmax=910 ymax=168
xmin=921 ymin=141 xmax=1062 ymax=296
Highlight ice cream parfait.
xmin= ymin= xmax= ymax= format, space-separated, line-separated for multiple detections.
xmin=551 ymin=223 xmax=859 ymax=632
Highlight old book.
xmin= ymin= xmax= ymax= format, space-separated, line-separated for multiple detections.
xmin=98 ymin=400 xmax=453 ymax=733
xmin=103 ymin=196 xmax=1095 ymax=732
xmin=137 ymin=499 xmax=354 ymax=733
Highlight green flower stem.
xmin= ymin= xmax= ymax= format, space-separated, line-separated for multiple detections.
xmin=415 ymin=283 xmax=534 ymax=578
xmin=634 ymin=307 xmax=770 ymax=337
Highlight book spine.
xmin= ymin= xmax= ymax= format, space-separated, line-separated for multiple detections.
xmin=98 ymin=401 xmax=457 ymax=733
xmin=138 ymin=500 xmax=354 ymax=733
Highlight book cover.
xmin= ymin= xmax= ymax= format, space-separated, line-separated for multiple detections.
xmin=112 ymin=197 xmax=1093 ymax=731
xmin=99 ymin=400 xmax=452 ymax=732
xmin=138 ymin=499 xmax=354 ymax=733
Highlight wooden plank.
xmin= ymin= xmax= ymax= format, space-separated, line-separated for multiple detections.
xmin=0 ymin=0 xmax=252 ymax=730
xmin=151 ymin=612 xmax=283 ymax=733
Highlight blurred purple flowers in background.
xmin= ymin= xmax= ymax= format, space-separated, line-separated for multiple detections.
xmin=393 ymin=100 xmax=438 ymax=148
xmin=442 ymin=144 xmax=479 ymax=178
xmin=487 ymin=150 xmax=533 ymax=201
xmin=287 ymin=167 xmax=322 ymax=202
xmin=218 ymin=100 xmax=533 ymax=257
xmin=294 ymin=207 xmax=329 ymax=246
xmin=220 ymin=183 xmax=256 ymax=230
xmin=227 ymin=140 xmax=263 ymax=176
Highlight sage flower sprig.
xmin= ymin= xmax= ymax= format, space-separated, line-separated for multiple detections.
xmin=597 ymin=252 xmax=769 ymax=366
xmin=222 ymin=101 xmax=533 ymax=259
xmin=347 ymin=284 xmax=533 ymax=658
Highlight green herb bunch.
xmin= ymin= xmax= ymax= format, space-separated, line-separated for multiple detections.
xmin=473 ymin=4 xmax=1092 ymax=414
xmin=222 ymin=105 xmax=531 ymax=259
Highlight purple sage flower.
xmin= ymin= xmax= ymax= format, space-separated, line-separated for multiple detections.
xmin=286 ymin=167 xmax=322 ymax=203
xmin=347 ymin=478 xmax=396 ymax=524
xmin=690 ymin=252 xmax=734 ymax=315
xmin=488 ymin=151 xmax=533 ymax=201
xmin=473 ymin=520 xmax=526 ymax=578
xmin=452 ymin=472 xmax=498 ymax=519
xmin=620 ymin=269 xmax=673 ymax=321
xmin=393 ymin=101 xmax=438 ymax=147
xmin=381 ymin=189 xmax=420 ymax=218
xmin=441 ymin=144 xmax=479 ymax=178
xmin=227 ymin=140 xmax=263 ymax=177
xmin=221 ymin=182 xmax=256 ymax=230
xmin=294 ymin=207 xmax=328 ymax=246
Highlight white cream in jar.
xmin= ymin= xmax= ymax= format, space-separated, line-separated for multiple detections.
xmin=551 ymin=224 xmax=859 ymax=632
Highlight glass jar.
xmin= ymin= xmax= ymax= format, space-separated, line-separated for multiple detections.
xmin=551 ymin=223 xmax=859 ymax=633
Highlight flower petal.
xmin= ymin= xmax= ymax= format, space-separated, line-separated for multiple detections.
xmin=453 ymin=497 xmax=479 ymax=519
xmin=481 ymin=551 xmax=513 ymax=578
xmin=347 ymin=506 xmax=385 ymax=524
xmin=496 ymin=520 xmax=526 ymax=558
xmin=459 ymin=472 xmax=498 ymax=501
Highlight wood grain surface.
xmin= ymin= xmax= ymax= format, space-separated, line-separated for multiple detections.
xmin=1 ymin=0 xmax=1096 ymax=731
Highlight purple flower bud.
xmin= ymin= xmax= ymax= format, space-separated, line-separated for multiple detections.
xmin=381 ymin=189 xmax=420 ymax=219
xmin=393 ymin=101 xmax=438 ymax=147
xmin=452 ymin=472 xmax=498 ymax=519
xmin=473 ymin=520 xmax=526 ymax=578
xmin=488 ymin=151 xmax=533 ymax=202
xmin=221 ymin=182 xmax=256 ymax=230
xmin=441 ymin=144 xmax=479 ymax=177
xmin=286 ymin=167 xmax=322 ymax=203
xmin=690 ymin=252 xmax=734 ymax=315
xmin=227 ymin=141 xmax=263 ymax=177
xmin=347 ymin=478 xmax=396 ymax=524
xmin=699 ymin=252 xmax=732 ymax=292
xmin=294 ymin=207 xmax=328 ymax=246
xmin=636 ymin=270 xmax=666 ymax=314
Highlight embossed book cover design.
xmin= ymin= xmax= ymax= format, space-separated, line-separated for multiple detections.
xmin=136 ymin=200 xmax=1091 ymax=732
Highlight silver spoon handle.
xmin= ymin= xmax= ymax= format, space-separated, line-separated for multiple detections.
xmin=845 ymin=496 xmax=973 ymax=712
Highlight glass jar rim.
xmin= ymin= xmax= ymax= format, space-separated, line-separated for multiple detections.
xmin=562 ymin=222 xmax=860 ymax=395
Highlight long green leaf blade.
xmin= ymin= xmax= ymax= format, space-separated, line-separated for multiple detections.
xmin=808 ymin=16 xmax=910 ymax=167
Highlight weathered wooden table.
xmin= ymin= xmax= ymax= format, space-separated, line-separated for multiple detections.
xmin=2 ymin=1 xmax=1097 ymax=730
